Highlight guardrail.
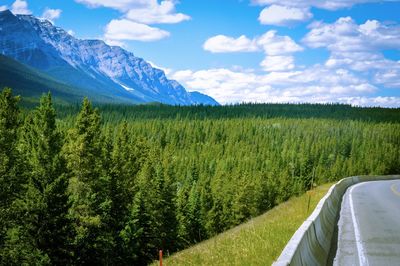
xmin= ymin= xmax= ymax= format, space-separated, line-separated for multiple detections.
xmin=273 ymin=175 xmax=400 ymax=266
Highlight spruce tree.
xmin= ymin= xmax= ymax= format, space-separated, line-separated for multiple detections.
xmin=0 ymin=88 xmax=21 ymax=210
xmin=0 ymin=88 xmax=29 ymax=264
xmin=24 ymin=93 xmax=73 ymax=264
xmin=63 ymin=98 xmax=113 ymax=264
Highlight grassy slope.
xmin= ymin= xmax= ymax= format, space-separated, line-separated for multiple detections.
xmin=152 ymin=183 xmax=332 ymax=266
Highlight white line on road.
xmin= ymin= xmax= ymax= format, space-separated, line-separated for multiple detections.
xmin=349 ymin=183 xmax=369 ymax=266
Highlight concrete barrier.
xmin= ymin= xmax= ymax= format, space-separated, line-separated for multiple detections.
xmin=273 ymin=175 xmax=400 ymax=266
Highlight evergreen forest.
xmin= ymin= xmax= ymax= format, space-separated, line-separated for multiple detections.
xmin=1 ymin=87 xmax=399 ymax=265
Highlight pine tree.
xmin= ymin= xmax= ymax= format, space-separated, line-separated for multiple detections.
xmin=0 ymin=88 xmax=25 ymax=264
xmin=24 ymin=93 xmax=73 ymax=264
xmin=109 ymin=122 xmax=142 ymax=263
xmin=63 ymin=98 xmax=113 ymax=264
xmin=2 ymin=93 xmax=74 ymax=265
xmin=119 ymin=155 xmax=161 ymax=264
xmin=0 ymin=88 xmax=21 ymax=210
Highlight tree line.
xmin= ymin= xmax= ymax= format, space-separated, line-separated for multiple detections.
xmin=1 ymin=88 xmax=399 ymax=265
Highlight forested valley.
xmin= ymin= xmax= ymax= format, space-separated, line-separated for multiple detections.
xmin=1 ymin=87 xmax=399 ymax=265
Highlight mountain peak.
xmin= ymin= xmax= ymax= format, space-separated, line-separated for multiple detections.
xmin=0 ymin=9 xmax=12 ymax=16
xmin=0 ymin=12 xmax=219 ymax=105
xmin=0 ymin=9 xmax=15 ymax=21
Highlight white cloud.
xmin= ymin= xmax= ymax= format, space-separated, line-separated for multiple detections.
xmin=203 ymin=31 xmax=303 ymax=72
xmin=257 ymin=30 xmax=303 ymax=55
xmin=204 ymin=30 xmax=302 ymax=55
xmin=75 ymin=0 xmax=151 ymax=11
xmin=42 ymin=8 xmax=62 ymax=23
xmin=252 ymin=0 xmax=395 ymax=11
xmin=171 ymin=65 xmax=386 ymax=106
xmin=0 ymin=5 xmax=7 ymax=11
xmin=125 ymin=1 xmax=190 ymax=24
xmin=76 ymin=0 xmax=189 ymax=42
xmin=11 ymin=0 xmax=31 ymax=15
xmin=104 ymin=19 xmax=170 ymax=42
xmin=337 ymin=96 xmax=400 ymax=107
xmin=104 ymin=38 xmax=127 ymax=48
xmin=258 ymin=5 xmax=312 ymax=26
xmin=374 ymin=68 xmax=400 ymax=88
xmin=260 ymin=56 xmax=295 ymax=71
xmin=203 ymin=35 xmax=259 ymax=53
xmin=303 ymin=17 xmax=400 ymax=52
xmin=303 ymin=17 xmax=400 ymax=88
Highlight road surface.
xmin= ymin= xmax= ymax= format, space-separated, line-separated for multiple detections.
xmin=333 ymin=179 xmax=400 ymax=265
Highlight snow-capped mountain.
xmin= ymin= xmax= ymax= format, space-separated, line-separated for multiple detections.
xmin=0 ymin=9 xmax=218 ymax=105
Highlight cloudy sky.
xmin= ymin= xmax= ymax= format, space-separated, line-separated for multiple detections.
xmin=1 ymin=0 xmax=400 ymax=106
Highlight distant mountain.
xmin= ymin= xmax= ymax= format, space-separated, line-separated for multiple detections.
xmin=0 ymin=10 xmax=219 ymax=105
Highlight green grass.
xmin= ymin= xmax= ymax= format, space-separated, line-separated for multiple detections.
xmin=152 ymin=183 xmax=333 ymax=266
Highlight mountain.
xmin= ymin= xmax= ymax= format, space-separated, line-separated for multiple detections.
xmin=0 ymin=54 xmax=139 ymax=104
xmin=0 ymin=10 xmax=219 ymax=105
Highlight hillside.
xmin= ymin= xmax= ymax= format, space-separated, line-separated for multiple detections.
xmin=0 ymin=55 xmax=79 ymax=103
xmin=151 ymin=183 xmax=333 ymax=265
xmin=0 ymin=55 xmax=139 ymax=104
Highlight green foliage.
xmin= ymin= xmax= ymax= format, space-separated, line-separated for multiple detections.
xmin=53 ymin=101 xmax=400 ymax=124
xmin=0 ymin=88 xmax=21 ymax=206
xmin=0 ymin=88 xmax=24 ymax=265
xmin=63 ymin=97 xmax=114 ymax=264
xmin=1 ymin=87 xmax=399 ymax=265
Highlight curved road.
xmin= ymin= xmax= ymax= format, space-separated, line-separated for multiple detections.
xmin=333 ymin=180 xmax=400 ymax=265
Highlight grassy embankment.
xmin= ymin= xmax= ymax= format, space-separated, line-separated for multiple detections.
xmin=152 ymin=183 xmax=332 ymax=266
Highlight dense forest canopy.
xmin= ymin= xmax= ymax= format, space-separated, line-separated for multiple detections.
xmin=1 ymin=87 xmax=399 ymax=265
xmin=48 ymin=101 xmax=400 ymax=123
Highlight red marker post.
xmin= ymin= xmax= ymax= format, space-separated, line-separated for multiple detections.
xmin=159 ymin=250 xmax=163 ymax=266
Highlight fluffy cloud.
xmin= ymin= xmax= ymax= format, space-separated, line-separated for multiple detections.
xmin=303 ymin=17 xmax=400 ymax=52
xmin=258 ymin=30 xmax=303 ymax=55
xmin=203 ymin=35 xmax=259 ymax=53
xmin=0 ymin=5 xmax=7 ymax=11
xmin=171 ymin=65 xmax=388 ymax=106
xmin=75 ymin=0 xmax=153 ymax=11
xmin=374 ymin=68 xmax=400 ymax=88
xmin=204 ymin=30 xmax=302 ymax=55
xmin=204 ymin=31 xmax=303 ymax=72
xmin=253 ymin=0 xmax=400 ymax=27
xmin=337 ymin=96 xmax=400 ymax=107
xmin=104 ymin=19 xmax=170 ymax=42
xmin=252 ymin=0 xmax=394 ymax=11
xmin=42 ymin=8 xmax=62 ymax=23
xmin=303 ymin=17 xmax=400 ymax=88
xmin=125 ymin=1 xmax=190 ymax=24
xmin=76 ymin=0 xmax=189 ymax=42
xmin=11 ymin=0 xmax=31 ymax=15
xmin=77 ymin=0 xmax=190 ymax=24
xmin=258 ymin=5 xmax=312 ymax=26
xmin=260 ymin=56 xmax=295 ymax=71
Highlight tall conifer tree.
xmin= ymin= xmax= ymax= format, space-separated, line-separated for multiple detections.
xmin=63 ymin=98 xmax=113 ymax=264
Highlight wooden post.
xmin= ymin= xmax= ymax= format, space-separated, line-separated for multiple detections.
xmin=307 ymin=168 xmax=315 ymax=213
xmin=159 ymin=250 xmax=163 ymax=266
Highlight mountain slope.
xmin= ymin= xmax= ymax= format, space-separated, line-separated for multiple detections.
xmin=0 ymin=54 xmax=139 ymax=104
xmin=0 ymin=9 xmax=218 ymax=105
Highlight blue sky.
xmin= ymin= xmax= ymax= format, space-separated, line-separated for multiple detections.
xmin=1 ymin=0 xmax=400 ymax=106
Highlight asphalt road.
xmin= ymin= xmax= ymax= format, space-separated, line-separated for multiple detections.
xmin=333 ymin=180 xmax=400 ymax=266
